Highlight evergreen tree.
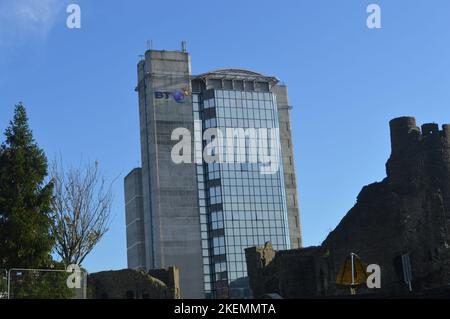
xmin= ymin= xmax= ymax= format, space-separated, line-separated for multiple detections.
xmin=0 ymin=103 xmax=54 ymax=269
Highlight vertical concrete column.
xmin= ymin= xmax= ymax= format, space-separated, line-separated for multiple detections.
xmin=137 ymin=50 xmax=204 ymax=298
xmin=124 ymin=168 xmax=146 ymax=269
xmin=272 ymin=85 xmax=302 ymax=248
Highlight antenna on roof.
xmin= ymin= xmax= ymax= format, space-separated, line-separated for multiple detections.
xmin=181 ymin=40 xmax=187 ymax=52
xmin=147 ymin=40 xmax=153 ymax=51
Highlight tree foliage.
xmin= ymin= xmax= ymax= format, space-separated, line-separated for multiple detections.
xmin=0 ymin=104 xmax=54 ymax=269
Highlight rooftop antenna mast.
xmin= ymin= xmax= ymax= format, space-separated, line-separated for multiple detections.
xmin=147 ymin=40 xmax=153 ymax=51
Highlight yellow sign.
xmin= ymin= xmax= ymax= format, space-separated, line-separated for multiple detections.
xmin=336 ymin=253 xmax=368 ymax=286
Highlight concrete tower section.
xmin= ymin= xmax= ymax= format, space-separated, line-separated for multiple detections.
xmin=272 ymin=85 xmax=302 ymax=248
xmin=134 ymin=50 xmax=204 ymax=298
xmin=124 ymin=168 xmax=146 ymax=269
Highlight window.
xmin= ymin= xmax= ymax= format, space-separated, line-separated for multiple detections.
xmin=223 ymin=80 xmax=233 ymax=89
xmin=234 ymin=81 xmax=244 ymax=90
xmin=209 ymin=79 xmax=222 ymax=89
xmin=255 ymin=82 xmax=269 ymax=92
xmin=244 ymin=81 xmax=254 ymax=91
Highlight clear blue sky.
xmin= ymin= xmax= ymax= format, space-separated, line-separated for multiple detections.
xmin=1 ymin=0 xmax=450 ymax=273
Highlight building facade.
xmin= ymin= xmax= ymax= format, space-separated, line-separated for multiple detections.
xmin=125 ymin=49 xmax=301 ymax=298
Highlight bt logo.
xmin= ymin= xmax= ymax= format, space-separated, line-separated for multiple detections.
xmin=154 ymin=88 xmax=190 ymax=103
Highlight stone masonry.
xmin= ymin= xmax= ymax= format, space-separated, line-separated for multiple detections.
xmin=88 ymin=267 xmax=180 ymax=299
xmin=246 ymin=117 xmax=450 ymax=297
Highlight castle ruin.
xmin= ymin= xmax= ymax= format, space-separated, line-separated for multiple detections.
xmin=246 ymin=117 xmax=450 ymax=298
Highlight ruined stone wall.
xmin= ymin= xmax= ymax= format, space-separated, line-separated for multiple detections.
xmin=246 ymin=117 xmax=450 ymax=298
xmin=245 ymin=243 xmax=277 ymax=297
xmin=88 ymin=268 xmax=180 ymax=299
xmin=148 ymin=266 xmax=181 ymax=299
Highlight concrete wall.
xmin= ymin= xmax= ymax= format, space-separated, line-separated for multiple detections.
xmin=124 ymin=168 xmax=146 ymax=269
xmin=136 ymin=50 xmax=204 ymax=298
xmin=273 ymin=85 xmax=302 ymax=248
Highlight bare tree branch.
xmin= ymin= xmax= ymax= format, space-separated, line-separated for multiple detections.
xmin=50 ymin=158 xmax=114 ymax=266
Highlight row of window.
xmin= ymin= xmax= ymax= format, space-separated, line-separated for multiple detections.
xmin=210 ymin=208 xmax=286 ymax=221
xmin=209 ymin=170 xmax=277 ymax=181
xmin=203 ymin=145 xmax=279 ymax=155
xmin=222 ymin=179 xmax=283 ymax=189
xmin=221 ymin=168 xmax=283 ymax=178
xmin=205 ymin=118 xmax=277 ymax=129
xmin=225 ymin=235 xmax=287 ymax=248
xmin=206 ymin=196 xmax=285 ymax=211
xmin=203 ymin=132 xmax=278 ymax=142
xmin=205 ymin=161 xmax=281 ymax=173
xmin=208 ymin=162 xmax=281 ymax=174
xmin=222 ymin=178 xmax=282 ymax=186
xmin=215 ymin=90 xmax=273 ymax=101
xmin=206 ymin=99 xmax=276 ymax=117
xmin=213 ymin=98 xmax=274 ymax=111
xmin=219 ymin=212 xmax=287 ymax=223
xmin=202 ymin=145 xmax=280 ymax=158
xmin=204 ymin=196 xmax=286 ymax=209
xmin=221 ymin=187 xmax=284 ymax=198
xmin=223 ymin=169 xmax=282 ymax=178
xmin=215 ymin=107 xmax=274 ymax=120
xmin=209 ymin=220 xmax=287 ymax=234
xmin=203 ymin=97 xmax=274 ymax=110
xmin=222 ymin=185 xmax=283 ymax=195
xmin=214 ymin=230 xmax=287 ymax=243
xmin=204 ymin=162 xmax=281 ymax=175
xmin=222 ymin=205 xmax=285 ymax=216
xmin=207 ymin=78 xmax=270 ymax=93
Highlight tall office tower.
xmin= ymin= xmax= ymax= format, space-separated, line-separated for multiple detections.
xmin=125 ymin=49 xmax=301 ymax=299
